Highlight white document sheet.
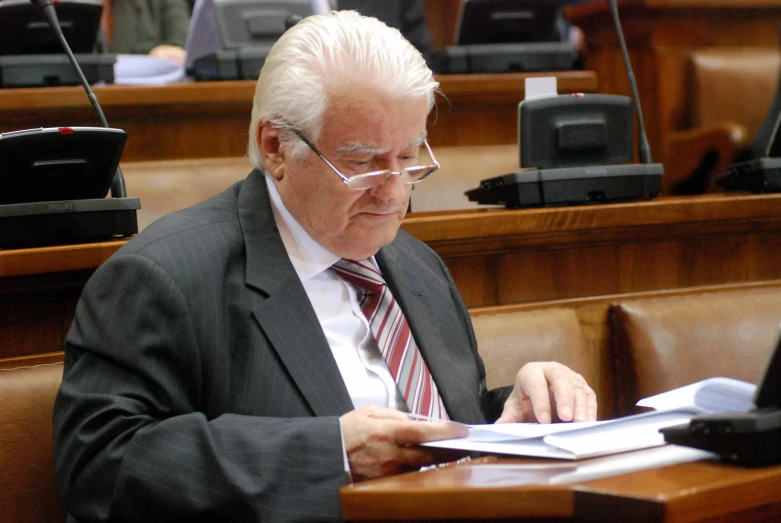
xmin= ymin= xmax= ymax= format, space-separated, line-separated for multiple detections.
xmin=423 ymin=377 xmax=757 ymax=460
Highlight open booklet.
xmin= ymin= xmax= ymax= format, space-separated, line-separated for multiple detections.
xmin=423 ymin=377 xmax=757 ymax=460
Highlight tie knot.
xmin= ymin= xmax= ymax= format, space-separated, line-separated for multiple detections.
xmin=332 ymin=258 xmax=385 ymax=293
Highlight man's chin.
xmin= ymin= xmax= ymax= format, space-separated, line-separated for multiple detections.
xmin=337 ymin=225 xmax=400 ymax=260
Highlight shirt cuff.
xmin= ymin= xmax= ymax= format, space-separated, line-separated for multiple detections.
xmin=338 ymin=417 xmax=354 ymax=484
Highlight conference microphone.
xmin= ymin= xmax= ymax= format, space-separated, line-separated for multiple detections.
xmin=0 ymin=0 xmax=139 ymax=248
xmin=464 ymin=0 xmax=664 ymax=209
xmin=30 ymin=0 xmax=127 ymax=198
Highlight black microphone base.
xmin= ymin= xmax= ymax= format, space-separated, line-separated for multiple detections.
xmin=465 ymin=163 xmax=663 ymax=209
xmin=0 ymin=53 xmax=116 ymax=88
xmin=661 ymin=409 xmax=781 ymax=467
xmin=433 ymin=42 xmax=579 ymax=74
xmin=0 ymin=197 xmax=140 ymax=249
xmin=716 ymin=157 xmax=781 ymax=193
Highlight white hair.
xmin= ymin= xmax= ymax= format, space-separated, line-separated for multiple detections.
xmin=247 ymin=10 xmax=439 ymax=169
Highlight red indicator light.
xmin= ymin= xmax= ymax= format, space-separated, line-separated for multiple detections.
xmin=571 ymin=93 xmax=585 ymax=98
xmin=58 ymin=127 xmax=75 ymax=135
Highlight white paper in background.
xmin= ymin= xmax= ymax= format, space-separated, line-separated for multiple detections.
xmin=185 ymin=0 xmax=218 ymax=71
xmin=114 ymin=55 xmax=186 ymax=85
xmin=524 ymin=76 xmax=558 ymax=101
xmin=636 ymin=377 xmax=756 ymax=413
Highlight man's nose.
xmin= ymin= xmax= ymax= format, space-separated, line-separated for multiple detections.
xmin=369 ymin=171 xmax=409 ymax=204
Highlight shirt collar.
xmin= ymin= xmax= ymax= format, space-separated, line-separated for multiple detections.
xmin=265 ymin=174 xmax=341 ymax=283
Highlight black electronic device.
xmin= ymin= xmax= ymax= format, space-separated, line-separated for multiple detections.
xmin=0 ymin=127 xmax=126 ymax=205
xmin=0 ymin=0 xmax=101 ymax=55
xmin=189 ymin=0 xmax=313 ymax=81
xmin=715 ymin=101 xmax=781 ymax=193
xmin=465 ymin=164 xmax=662 ymax=208
xmin=0 ymin=0 xmax=138 ymax=249
xmin=518 ymin=93 xmax=634 ymax=169
xmin=455 ymin=0 xmax=564 ymax=45
xmin=465 ymin=0 xmax=664 ymax=209
xmin=434 ymin=42 xmax=578 ymax=74
xmin=0 ymin=0 xmax=115 ymax=87
xmin=661 ymin=330 xmax=781 ymax=466
xmin=434 ymin=0 xmax=578 ymax=73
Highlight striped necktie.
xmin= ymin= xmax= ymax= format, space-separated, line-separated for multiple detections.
xmin=332 ymin=258 xmax=449 ymax=419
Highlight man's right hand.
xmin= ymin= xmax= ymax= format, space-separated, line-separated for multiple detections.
xmin=340 ymin=405 xmax=469 ymax=482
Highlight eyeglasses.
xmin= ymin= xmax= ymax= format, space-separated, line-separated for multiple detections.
xmin=291 ymin=129 xmax=440 ymax=190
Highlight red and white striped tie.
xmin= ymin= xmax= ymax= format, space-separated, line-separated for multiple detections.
xmin=332 ymin=258 xmax=449 ymax=419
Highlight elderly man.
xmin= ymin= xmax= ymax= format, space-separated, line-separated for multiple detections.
xmin=53 ymin=10 xmax=596 ymax=523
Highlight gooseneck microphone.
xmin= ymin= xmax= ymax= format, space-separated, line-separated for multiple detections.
xmin=607 ymin=0 xmax=652 ymax=165
xmin=464 ymin=1 xmax=664 ymax=209
xmin=30 ymin=0 xmax=127 ymax=198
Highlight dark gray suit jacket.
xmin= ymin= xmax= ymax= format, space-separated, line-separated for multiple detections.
xmin=53 ymin=170 xmax=510 ymax=523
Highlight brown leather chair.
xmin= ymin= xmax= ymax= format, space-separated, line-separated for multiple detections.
xmin=471 ymin=307 xmax=593 ymax=391
xmin=665 ymin=47 xmax=781 ymax=194
xmin=609 ymin=287 xmax=781 ymax=417
xmin=0 ymin=352 xmax=67 ymax=522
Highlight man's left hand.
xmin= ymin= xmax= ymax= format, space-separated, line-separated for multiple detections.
xmin=495 ymin=362 xmax=597 ymax=424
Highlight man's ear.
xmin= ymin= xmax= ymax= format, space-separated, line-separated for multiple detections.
xmin=258 ymin=124 xmax=286 ymax=181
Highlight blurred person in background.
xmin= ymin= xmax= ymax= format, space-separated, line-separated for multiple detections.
xmin=101 ymin=0 xmax=191 ymax=65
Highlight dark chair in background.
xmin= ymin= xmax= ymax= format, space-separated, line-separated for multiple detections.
xmin=664 ymin=47 xmax=781 ymax=194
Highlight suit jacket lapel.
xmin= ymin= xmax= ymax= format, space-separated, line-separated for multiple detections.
xmin=238 ymin=171 xmax=353 ymax=417
xmin=377 ymin=241 xmax=484 ymax=423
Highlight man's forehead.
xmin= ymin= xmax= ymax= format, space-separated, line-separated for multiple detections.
xmin=335 ymin=132 xmax=427 ymax=155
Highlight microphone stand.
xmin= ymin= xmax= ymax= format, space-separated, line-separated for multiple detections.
xmin=33 ymin=0 xmax=127 ymax=198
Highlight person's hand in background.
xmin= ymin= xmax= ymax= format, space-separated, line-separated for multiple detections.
xmin=149 ymin=44 xmax=187 ymax=66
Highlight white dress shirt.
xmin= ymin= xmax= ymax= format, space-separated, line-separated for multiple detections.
xmin=265 ymin=175 xmax=406 ymax=412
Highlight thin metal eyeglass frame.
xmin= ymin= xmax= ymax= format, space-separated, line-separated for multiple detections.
xmin=290 ymin=129 xmax=440 ymax=190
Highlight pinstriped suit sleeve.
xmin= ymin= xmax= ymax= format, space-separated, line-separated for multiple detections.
xmin=53 ymin=252 xmax=347 ymax=523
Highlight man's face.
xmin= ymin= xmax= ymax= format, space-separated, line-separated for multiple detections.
xmin=265 ymin=89 xmax=429 ymax=260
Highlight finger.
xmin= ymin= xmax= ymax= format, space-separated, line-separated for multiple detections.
xmin=391 ymin=419 xmax=468 ymax=446
xmin=495 ymin=392 xmax=535 ymax=424
xmin=571 ymin=381 xmax=588 ymax=422
xmin=495 ymin=401 xmax=522 ymax=424
xmin=365 ymin=405 xmax=417 ymax=422
xmin=398 ymin=446 xmax=436 ymax=472
xmin=517 ymin=365 xmax=554 ymax=424
xmin=547 ymin=366 xmax=576 ymax=422
xmin=586 ymin=384 xmax=598 ymax=421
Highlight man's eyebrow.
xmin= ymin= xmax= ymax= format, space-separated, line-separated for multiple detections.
xmin=410 ymin=132 xmax=427 ymax=148
xmin=335 ymin=142 xmax=384 ymax=156
xmin=336 ymin=132 xmax=428 ymax=156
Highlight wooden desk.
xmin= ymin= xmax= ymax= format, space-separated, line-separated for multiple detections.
xmin=0 ymin=72 xmax=597 ymax=162
xmin=0 ymin=240 xmax=127 ymax=359
xmin=3 ymin=190 xmax=780 ymax=359
xmin=566 ymin=0 xmax=781 ymax=191
xmin=404 ymin=193 xmax=781 ymax=308
xmin=340 ymin=447 xmax=781 ymax=522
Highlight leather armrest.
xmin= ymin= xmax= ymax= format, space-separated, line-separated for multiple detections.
xmin=664 ymin=122 xmax=749 ymax=194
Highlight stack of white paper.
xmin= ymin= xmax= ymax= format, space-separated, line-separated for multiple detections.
xmin=423 ymin=377 xmax=756 ymax=460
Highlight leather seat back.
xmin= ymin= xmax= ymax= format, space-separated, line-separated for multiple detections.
xmin=472 ymin=307 xmax=593 ymax=391
xmin=689 ymin=48 xmax=780 ymax=137
xmin=0 ymin=353 xmax=67 ymax=522
xmin=610 ymin=288 xmax=781 ymax=416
